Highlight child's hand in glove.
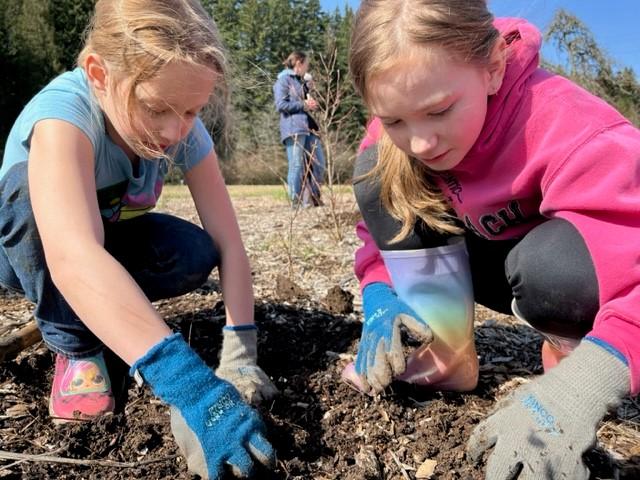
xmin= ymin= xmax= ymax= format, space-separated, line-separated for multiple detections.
xmin=467 ymin=340 xmax=629 ymax=480
xmin=132 ymin=333 xmax=275 ymax=479
xmin=355 ymin=282 xmax=433 ymax=392
xmin=215 ymin=325 xmax=278 ymax=405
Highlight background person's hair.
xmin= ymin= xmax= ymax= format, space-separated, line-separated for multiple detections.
xmin=78 ymin=0 xmax=229 ymax=160
xmin=350 ymin=0 xmax=500 ymax=240
xmin=283 ymin=51 xmax=307 ymax=70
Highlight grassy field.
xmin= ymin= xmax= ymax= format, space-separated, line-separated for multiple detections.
xmin=158 ymin=184 xmax=355 ymax=205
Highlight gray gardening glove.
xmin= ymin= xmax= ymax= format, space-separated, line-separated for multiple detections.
xmin=215 ymin=326 xmax=279 ymax=405
xmin=467 ymin=340 xmax=629 ymax=479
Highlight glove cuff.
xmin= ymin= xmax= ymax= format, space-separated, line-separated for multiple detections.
xmin=362 ymin=282 xmax=396 ymax=316
xmin=363 ymin=282 xmax=394 ymax=298
xmin=131 ymin=333 xmax=230 ymax=408
xmin=542 ymin=339 xmax=629 ymax=420
xmin=219 ymin=326 xmax=258 ymax=368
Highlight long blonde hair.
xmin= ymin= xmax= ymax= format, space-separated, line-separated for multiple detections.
xmin=78 ymin=0 xmax=229 ymax=160
xmin=350 ymin=0 xmax=500 ymax=241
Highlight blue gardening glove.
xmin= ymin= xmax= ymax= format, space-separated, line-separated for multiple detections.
xmin=131 ymin=333 xmax=274 ymax=479
xmin=356 ymin=282 xmax=433 ymax=392
xmin=215 ymin=325 xmax=279 ymax=405
xmin=467 ymin=340 xmax=629 ymax=479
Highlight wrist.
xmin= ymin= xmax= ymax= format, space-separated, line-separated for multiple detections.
xmin=219 ymin=327 xmax=258 ymax=366
xmin=223 ymin=324 xmax=257 ymax=332
xmin=363 ymin=281 xmax=394 ymax=297
xmin=131 ymin=333 xmax=230 ymax=407
xmin=551 ymin=340 xmax=629 ymax=387
xmin=363 ymin=282 xmax=396 ymax=308
xmin=583 ymin=336 xmax=628 ymax=366
xmin=534 ymin=340 xmax=629 ymax=420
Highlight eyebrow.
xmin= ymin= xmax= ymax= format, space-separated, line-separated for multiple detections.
xmin=138 ymin=95 xmax=208 ymax=112
xmin=375 ymin=93 xmax=455 ymax=120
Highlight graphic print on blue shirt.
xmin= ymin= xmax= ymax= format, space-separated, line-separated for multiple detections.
xmin=96 ymin=177 xmax=164 ymax=222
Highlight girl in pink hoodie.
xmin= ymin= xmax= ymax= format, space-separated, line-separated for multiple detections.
xmin=347 ymin=1 xmax=639 ymax=478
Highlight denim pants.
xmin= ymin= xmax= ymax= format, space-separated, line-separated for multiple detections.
xmin=354 ymin=148 xmax=599 ymax=339
xmin=0 ymin=162 xmax=220 ymax=358
xmin=284 ymin=133 xmax=326 ymax=203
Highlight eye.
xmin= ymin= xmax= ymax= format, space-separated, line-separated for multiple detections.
xmin=381 ymin=119 xmax=401 ymax=128
xmin=143 ymin=104 xmax=167 ymax=117
xmin=429 ymin=105 xmax=452 ymax=117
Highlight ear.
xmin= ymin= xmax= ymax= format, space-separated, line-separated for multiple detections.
xmin=487 ymin=36 xmax=507 ymax=95
xmin=83 ymin=53 xmax=109 ymax=94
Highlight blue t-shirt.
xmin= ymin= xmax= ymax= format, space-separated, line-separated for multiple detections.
xmin=1 ymin=68 xmax=213 ymax=222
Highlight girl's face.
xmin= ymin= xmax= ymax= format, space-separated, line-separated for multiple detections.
xmin=101 ymin=61 xmax=216 ymax=159
xmin=294 ymin=58 xmax=310 ymax=77
xmin=367 ymin=45 xmax=503 ymax=171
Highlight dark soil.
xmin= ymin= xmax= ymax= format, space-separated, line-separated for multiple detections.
xmin=2 ymin=288 xmax=639 ymax=479
xmin=1 ymin=194 xmax=639 ymax=479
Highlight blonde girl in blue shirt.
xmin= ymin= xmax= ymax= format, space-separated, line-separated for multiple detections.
xmin=0 ymin=1 xmax=276 ymax=477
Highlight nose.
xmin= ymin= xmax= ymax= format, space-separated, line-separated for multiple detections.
xmin=409 ymin=131 xmax=437 ymax=157
xmin=160 ymin=115 xmax=189 ymax=146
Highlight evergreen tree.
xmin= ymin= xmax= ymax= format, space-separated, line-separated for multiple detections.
xmin=203 ymin=0 xmax=332 ymax=157
xmin=288 ymin=0 xmax=325 ymax=55
xmin=321 ymin=5 xmax=366 ymax=145
xmin=0 ymin=0 xmax=60 ymax=153
xmin=49 ymin=0 xmax=94 ymax=71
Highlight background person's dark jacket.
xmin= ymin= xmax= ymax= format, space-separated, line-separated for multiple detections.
xmin=273 ymin=69 xmax=316 ymax=143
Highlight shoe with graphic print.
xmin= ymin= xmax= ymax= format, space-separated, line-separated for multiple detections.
xmin=49 ymin=352 xmax=115 ymax=423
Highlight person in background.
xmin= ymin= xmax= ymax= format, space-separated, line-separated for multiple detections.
xmin=0 ymin=0 xmax=277 ymax=477
xmin=273 ymin=51 xmax=326 ymax=208
xmin=346 ymin=1 xmax=639 ymax=478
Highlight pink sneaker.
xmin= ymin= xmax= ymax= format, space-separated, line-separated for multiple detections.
xmin=49 ymin=352 xmax=115 ymax=422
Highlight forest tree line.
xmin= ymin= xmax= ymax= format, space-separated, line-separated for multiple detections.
xmin=1 ymin=0 xmax=638 ymax=184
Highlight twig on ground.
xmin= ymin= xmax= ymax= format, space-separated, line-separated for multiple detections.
xmin=389 ymin=450 xmax=411 ymax=480
xmin=0 ymin=446 xmax=66 ymax=472
xmin=0 ymin=321 xmax=41 ymax=363
xmin=0 ymin=449 xmax=178 ymax=469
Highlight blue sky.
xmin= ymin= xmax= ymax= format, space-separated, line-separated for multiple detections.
xmin=320 ymin=0 xmax=639 ymax=75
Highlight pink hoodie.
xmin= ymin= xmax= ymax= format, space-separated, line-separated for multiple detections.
xmin=354 ymin=18 xmax=640 ymax=394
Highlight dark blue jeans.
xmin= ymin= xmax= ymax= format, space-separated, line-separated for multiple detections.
xmin=0 ymin=162 xmax=219 ymax=358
